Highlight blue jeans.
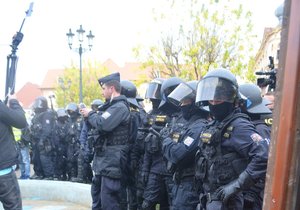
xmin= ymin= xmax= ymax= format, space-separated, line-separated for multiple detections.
xmin=0 ymin=170 xmax=22 ymax=210
xmin=19 ymin=147 xmax=31 ymax=179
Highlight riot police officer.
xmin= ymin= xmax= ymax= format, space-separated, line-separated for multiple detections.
xmin=53 ymin=108 xmax=69 ymax=180
xmin=194 ymin=68 xmax=268 ymax=210
xmin=134 ymin=78 xmax=165 ymax=210
xmin=65 ymin=102 xmax=82 ymax=181
xmin=120 ymin=80 xmax=142 ymax=210
xmin=72 ymin=101 xmax=101 ymax=184
xmin=81 ymin=72 xmax=131 ymax=210
xmin=239 ymin=83 xmax=272 ymax=144
xmin=84 ymin=99 xmax=105 ymax=210
xmin=30 ymin=96 xmax=56 ymax=180
xmin=162 ymin=81 xmax=209 ymax=210
xmin=142 ymin=77 xmax=186 ymax=210
xmin=239 ymin=83 xmax=272 ymax=210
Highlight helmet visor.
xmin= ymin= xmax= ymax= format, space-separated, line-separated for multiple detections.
xmin=196 ymin=77 xmax=237 ymax=106
xmin=168 ymin=83 xmax=195 ymax=106
xmin=145 ymin=83 xmax=161 ymax=100
xmin=32 ymin=99 xmax=44 ymax=109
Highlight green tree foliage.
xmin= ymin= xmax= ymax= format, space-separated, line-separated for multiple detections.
xmin=134 ymin=0 xmax=257 ymax=82
xmin=54 ymin=61 xmax=109 ymax=108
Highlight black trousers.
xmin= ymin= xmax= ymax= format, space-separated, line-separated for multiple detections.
xmin=91 ymin=175 xmax=102 ymax=210
xmin=0 ymin=170 xmax=22 ymax=210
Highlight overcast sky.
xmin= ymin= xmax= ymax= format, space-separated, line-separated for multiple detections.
xmin=0 ymin=0 xmax=283 ymax=98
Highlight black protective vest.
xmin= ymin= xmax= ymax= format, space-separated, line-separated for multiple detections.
xmin=106 ymin=122 xmax=130 ymax=146
xmin=196 ymin=112 xmax=250 ymax=193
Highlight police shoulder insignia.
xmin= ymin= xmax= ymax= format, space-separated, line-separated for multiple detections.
xmin=183 ymin=136 xmax=194 ymax=146
xmin=101 ymin=111 xmax=111 ymax=119
xmin=200 ymin=133 xmax=211 ymax=143
xmin=265 ymin=118 xmax=273 ymax=126
xmin=156 ymin=115 xmax=167 ymax=122
xmin=250 ymin=133 xmax=263 ymax=144
xmin=172 ymin=133 xmax=180 ymax=142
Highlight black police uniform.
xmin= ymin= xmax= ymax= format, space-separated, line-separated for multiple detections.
xmin=162 ymin=115 xmax=207 ymax=210
xmin=87 ymin=95 xmax=131 ymax=210
xmin=66 ymin=115 xmax=82 ymax=180
xmin=76 ymin=122 xmax=93 ymax=183
xmin=31 ymin=109 xmax=56 ymax=179
xmin=130 ymin=107 xmax=149 ymax=210
xmin=243 ymin=117 xmax=272 ymax=210
xmin=86 ymin=121 xmax=105 ymax=210
xmin=142 ymin=110 xmax=186 ymax=210
xmin=53 ymin=116 xmax=69 ymax=180
xmin=195 ymin=110 xmax=269 ymax=210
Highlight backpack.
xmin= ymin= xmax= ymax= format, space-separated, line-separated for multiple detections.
xmin=128 ymin=108 xmax=140 ymax=144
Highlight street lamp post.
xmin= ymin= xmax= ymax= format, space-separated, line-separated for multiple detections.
xmin=58 ymin=77 xmax=71 ymax=107
xmin=66 ymin=25 xmax=94 ymax=103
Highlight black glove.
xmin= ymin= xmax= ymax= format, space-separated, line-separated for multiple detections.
xmin=216 ymin=171 xmax=254 ymax=202
xmin=159 ymin=127 xmax=171 ymax=140
xmin=141 ymin=171 xmax=149 ymax=186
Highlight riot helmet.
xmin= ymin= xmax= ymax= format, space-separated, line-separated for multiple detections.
xmin=145 ymin=78 xmax=165 ymax=100
xmin=121 ymin=80 xmax=140 ymax=107
xmin=196 ymin=68 xmax=238 ymax=106
xmin=169 ymin=80 xmax=209 ymax=120
xmin=66 ymin=102 xmax=79 ymax=117
xmin=239 ymin=83 xmax=272 ymax=114
xmin=91 ymin=99 xmax=104 ymax=111
xmin=32 ymin=96 xmax=48 ymax=113
xmin=159 ymin=77 xmax=183 ymax=109
xmin=56 ymin=108 xmax=68 ymax=118
xmin=168 ymin=80 xmax=198 ymax=106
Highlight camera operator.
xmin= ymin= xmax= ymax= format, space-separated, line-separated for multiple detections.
xmin=256 ymin=56 xmax=277 ymax=93
xmin=0 ymin=95 xmax=27 ymax=210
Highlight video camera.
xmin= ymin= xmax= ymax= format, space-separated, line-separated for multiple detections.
xmin=255 ymin=56 xmax=277 ymax=91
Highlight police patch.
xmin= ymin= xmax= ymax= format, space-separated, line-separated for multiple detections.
xmin=250 ymin=133 xmax=263 ymax=144
xmin=183 ymin=136 xmax=194 ymax=146
xmin=101 ymin=111 xmax=111 ymax=119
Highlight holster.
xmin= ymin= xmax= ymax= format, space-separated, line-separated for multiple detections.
xmin=167 ymin=161 xmax=176 ymax=174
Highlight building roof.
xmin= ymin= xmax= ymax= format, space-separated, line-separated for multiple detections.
xmin=37 ymin=59 xmax=153 ymax=95
xmin=15 ymin=82 xmax=42 ymax=109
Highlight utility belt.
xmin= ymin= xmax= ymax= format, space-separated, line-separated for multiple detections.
xmin=200 ymin=192 xmax=220 ymax=204
xmin=173 ymin=167 xmax=195 ymax=184
xmin=106 ymin=136 xmax=128 ymax=146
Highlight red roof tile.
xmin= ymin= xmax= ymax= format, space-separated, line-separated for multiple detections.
xmin=15 ymin=82 xmax=42 ymax=109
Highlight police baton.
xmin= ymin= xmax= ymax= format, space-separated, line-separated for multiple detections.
xmin=149 ymin=127 xmax=160 ymax=137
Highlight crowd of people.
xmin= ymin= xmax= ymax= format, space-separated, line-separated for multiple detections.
xmin=0 ymin=68 xmax=274 ymax=210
